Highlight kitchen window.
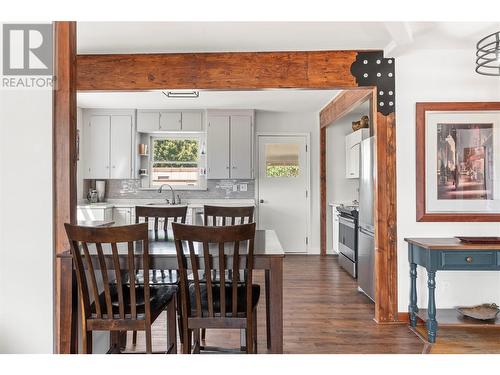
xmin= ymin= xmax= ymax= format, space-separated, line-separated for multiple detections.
xmin=150 ymin=135 xmax=202 ymax=188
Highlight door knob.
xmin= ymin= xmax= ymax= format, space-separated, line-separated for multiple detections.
xmin=260 ymin=199 xmax=264 ymax=203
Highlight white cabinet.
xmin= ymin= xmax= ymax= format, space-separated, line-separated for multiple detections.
xmin=84 ymin=112 xmax=134 ymax=179
xmin=159 ymin=112 xmax=182 ymax=131
xmin=181 ymin=112 xmax=203 ymax=131
xmin=86 ymin=115 xmax=110 ymax=179
xmin=207 ymin=113 xmax=253 ymax=179
xmin=110 ymin=116 xmax=133 ymax=179
xmin=207 ymin=115 xmax=230 ymax=178
xmin=137 ymin=111 xmax=159 ymax=132
xmin=113 ymin=207 xmax=134 ymax=226
xmin=345 ymin=128 xmax=370 ymax=179
xmin=77 ymin=206 xmax=113 ymax=222
xmin=330 ymin=204 xmax=341 ymax=254
xmin=230 ymin=115 xmax=253 ymax=179
xmin=137 ymin=110 xmax=203 ymax=132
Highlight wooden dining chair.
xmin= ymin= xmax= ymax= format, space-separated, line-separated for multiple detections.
xmin=132 ymin=205 xmax=187 ymax=345
xmin=203 ymin=205 xmax=254 ymax=226
xmin=172 ymin=222 xmax=259 ymax=354
xmin=201 ymin=205 xmax=255 ymax=341
xmin=64 ymin=223 xmax=177 ymax=354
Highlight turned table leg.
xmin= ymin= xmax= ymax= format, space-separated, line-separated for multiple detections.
xmin=426 ymin=270 xmax=437 ymax=343
xmin=409 ymin=262 xmax=418 ymax=328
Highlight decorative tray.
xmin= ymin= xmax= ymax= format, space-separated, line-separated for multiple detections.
xmin=456 ymin=236 xmax=500 ymax=244
xmin=456 ymin=303 xmax=500 ymax=321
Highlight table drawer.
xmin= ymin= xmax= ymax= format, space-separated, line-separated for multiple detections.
xmin=441 ymin=251 xmax=496 ymax=269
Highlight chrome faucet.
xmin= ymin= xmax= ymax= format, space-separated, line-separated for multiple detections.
xmin=158 ymin=184 xmax=177 ymax=205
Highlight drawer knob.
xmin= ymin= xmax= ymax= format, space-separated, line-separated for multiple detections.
xmin=466 ymin=256 xmax=473 ymax=263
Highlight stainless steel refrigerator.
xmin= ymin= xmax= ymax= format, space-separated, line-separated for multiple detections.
xmin=357 ymin=136 xmax=375 ymax=301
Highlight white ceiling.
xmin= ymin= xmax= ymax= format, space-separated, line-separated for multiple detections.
xmin=77 ymin=90 xmax=341 ymax=113
xmin=77 ymin=22 xmax=500 ymax=55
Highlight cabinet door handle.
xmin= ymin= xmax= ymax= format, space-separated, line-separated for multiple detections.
xmin=466 ymin=256 xmax=473 ymax=263
xmin=232 ymin=166 xmax=236 ymax=169
xmin=226 ymin=166 xmax=230 ymax=169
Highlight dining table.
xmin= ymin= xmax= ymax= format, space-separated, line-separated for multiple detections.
xmin=57 ymin=228 xmax=285 ymax=353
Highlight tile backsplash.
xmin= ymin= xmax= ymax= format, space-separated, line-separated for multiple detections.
xmin=83 ymin=179 xmax=255 ymax=200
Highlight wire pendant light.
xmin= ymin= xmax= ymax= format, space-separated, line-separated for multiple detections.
xmin=476 ymin=31 xmax=500 ymax=76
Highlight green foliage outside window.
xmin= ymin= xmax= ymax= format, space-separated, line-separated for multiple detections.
xmin=266 ymin=165 xmax=299 ymax=177
xmin=153 ymin=139 xmax=199 ymax=167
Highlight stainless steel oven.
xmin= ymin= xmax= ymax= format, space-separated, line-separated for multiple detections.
xmin=337 ymin=211 xmax=358 ymax=278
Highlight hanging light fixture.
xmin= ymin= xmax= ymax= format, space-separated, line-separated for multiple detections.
xmin=476 ymin=31 xmax=500 ymax=76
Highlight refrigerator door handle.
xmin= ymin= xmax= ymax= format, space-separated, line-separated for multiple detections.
xmin=359 ymin=226 xmax=374 ymax=236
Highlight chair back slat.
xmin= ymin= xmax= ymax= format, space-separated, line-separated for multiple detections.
xmin=64 ymin=223 xmax=149 ymax=323
xmin=203 ymin=205 xmax=254 ymax=227
xmin=136 ymin=205 xmax=188 ymax=240
xmin=111 ymin=243 xmax=125 ymax=319
xmin=189 ymin=241 xmax=203 ymax=317
xmin=232 ymin=241 xmax=240 ymax=317
xmin=81 ymin=242 xmax=101 ymax=318
xmin=172 ymin=223 xmax=256 ymax=321
xmin=70 ymin=240 xmax=92 ymax=318
xmin=127 ymin=241 xmax=137 ymax=319
xmin=202 ymin=242 xmax=214 ymax=317
xmin=95 ymin=242 xmax=114 ymax=318
xmin=218 ymin=242 xmax=226 ymax=316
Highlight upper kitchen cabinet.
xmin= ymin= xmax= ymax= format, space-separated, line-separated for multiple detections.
xmin=159 ymin=111 xmax=182 ymax=131
xmin=181 ymin=111 xmax=203 ymax=131
xmin=136 ymin=111 xmax=159 ymax=132
xmin=345 ymin=128 xmax=370 ymax=179
xmin=137 ymin=110 xmax=203 ymax=132
xmin=83 ymin=110 xmax=135 ymax=179
xmin=207 ymin=111 xmax=254 ymax=179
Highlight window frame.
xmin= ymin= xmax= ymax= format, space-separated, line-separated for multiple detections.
xmin=149 ymin=133 xmax=205 ymax=190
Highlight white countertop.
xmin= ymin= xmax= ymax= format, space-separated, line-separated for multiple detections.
xmin=78 ymin=198 xmax=256 ymax=210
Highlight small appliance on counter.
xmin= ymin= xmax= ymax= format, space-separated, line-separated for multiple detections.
xmin=86 ymin=189 xmax=98 ymax=204
xmin=96 ymin=180 xmax=106 ymax=202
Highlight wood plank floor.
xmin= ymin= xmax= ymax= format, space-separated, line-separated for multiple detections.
xmin=123 ymin=255 xmax=500 ymax=354
xmin=126 ymin=255 xmax=424 ymax=354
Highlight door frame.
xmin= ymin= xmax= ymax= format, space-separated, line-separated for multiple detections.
xmin=54 ymin=25 xmax=399 ymax=351
xmin=256 ymin=132 xmax=311 ymax=253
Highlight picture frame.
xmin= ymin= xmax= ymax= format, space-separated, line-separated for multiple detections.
xmin=416 ymin=102 xmax=500 ymax=222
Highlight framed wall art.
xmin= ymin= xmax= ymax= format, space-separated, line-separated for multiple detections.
xmin=416 ymin=102 xmax=500 ymax=222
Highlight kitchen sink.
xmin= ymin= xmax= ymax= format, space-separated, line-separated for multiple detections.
xmin=146 ymin=203 xmax=186 ymax=206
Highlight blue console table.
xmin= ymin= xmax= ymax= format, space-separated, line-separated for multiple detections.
xmin=405 ymin=237 xmax=500 ymax=343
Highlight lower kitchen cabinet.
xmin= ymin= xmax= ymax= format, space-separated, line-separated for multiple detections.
xmin=77 ymin=206 xmax=113 ymax=222
xmin=113 ymin=207 xmax=134 ymax=226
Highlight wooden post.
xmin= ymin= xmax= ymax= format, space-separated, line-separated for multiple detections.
xmin=53 ymin=21 xmax=77 ymax=353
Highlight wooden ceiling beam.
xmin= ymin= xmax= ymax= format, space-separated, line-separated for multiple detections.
xmin=319 ymin=88 xmax=374 ymax=128
xmin=76 ymin=51 xmax=366 ymax=91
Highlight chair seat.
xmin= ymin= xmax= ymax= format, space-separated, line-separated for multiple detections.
xmin=188 ymin=283 xmax=260 ymax=317
xmin=90 ymin=284 xmax=176 ymax=319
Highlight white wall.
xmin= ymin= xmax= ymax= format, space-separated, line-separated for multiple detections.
xmin=255 ymin=110 xmax=321 ymax=253
xmin=325 ymin=112 xmax=362 ymax=252
xmin=396 ymin=49 xmax=500 ymax=311
xmin=0 ymin=88 xmax=54 ymax=353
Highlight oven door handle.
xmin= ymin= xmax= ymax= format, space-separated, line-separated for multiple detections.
xmin=339 ymin=216 xmax=356 ymax=228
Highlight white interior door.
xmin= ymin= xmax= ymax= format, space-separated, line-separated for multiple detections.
xmin=258 ymin=135 xmax=309 ymax=253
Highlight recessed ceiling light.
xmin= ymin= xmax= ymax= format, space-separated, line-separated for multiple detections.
xmin=162 ymin=91 xmax=200 ymax=98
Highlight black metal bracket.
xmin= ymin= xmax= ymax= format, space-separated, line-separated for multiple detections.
xmin=350 ymin=51 xmax=395 ymax=116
